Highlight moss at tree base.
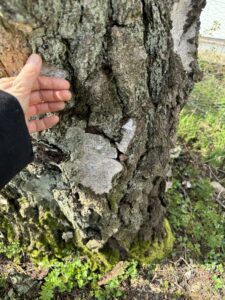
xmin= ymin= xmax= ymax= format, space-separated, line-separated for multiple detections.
xmin=0 ymin=194 xmax=174 ymax=269
xmin=129 ymin=219 xmax=175 ymax=265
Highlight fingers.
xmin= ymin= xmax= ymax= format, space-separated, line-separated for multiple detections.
xmin=28 ymin=115 xmax=60 ymax=134
xmin=28 ymin=101 xmax=66 ymax=117
xmin=34 ymin=76 xmax=70 ymax=91
xmin=30 ymin=89 xmax=72 ymax=105
xmin=0 ymin=77 xmax=15 ymax=90
xmin=0 ymin=77 xmax=14 ymax=84
xmin=0 ymin=76 xmax=70 ymax=92
xmin=13 ymin=54 xmax=42 ymax=93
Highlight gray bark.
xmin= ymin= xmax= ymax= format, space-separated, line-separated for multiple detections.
xmin=0 ymin=0 xmax=205 ymax=262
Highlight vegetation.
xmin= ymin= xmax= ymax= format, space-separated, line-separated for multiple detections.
xmin=38 ymin=258 xmax=136 ymax=300
xmin=171 ymin=50 xmax=225 ymax=262
xmin=179 ymin=52 xmax=225 ymax=169
xmin=166 ymin=50 xmax=225 ymax=297
xmin=0 ymin=241 xmax=21 ymax=260
xmin=168 ymin=176 xmax=225 ymax=261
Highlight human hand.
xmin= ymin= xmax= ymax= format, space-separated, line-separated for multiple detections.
xmin=0 ymin=54 xmax=71 ymax=133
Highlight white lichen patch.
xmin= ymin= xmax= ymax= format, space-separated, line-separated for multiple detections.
xmin=116 ymin=119 xmax=136 ymax=153
xmin=40 ymin=63 xmax=69 ymax=78
xmin=77 ymin=153 xmax=123 ymax=195
xmin=0 ymin=195 xmax=7 ymax=206
xmin=171 ymin=0 xmax=198 ymax=72
xmin=62 ymin=128 xmax=123 ymax=195
xmin=52 ymin=189 xmax=79 ymax=229
xmin=62 ymin=231 xmax=73 ymax=242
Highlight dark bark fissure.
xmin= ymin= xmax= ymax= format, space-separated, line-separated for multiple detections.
xmin=140 ymin=0 xmax=153 ymax=111
xmin=106 ymin=0 xmax=129 ymax=120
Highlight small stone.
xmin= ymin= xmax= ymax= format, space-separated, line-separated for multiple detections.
xmin=8 ymin=289 xmax=14 ymax=297
xmin=166 ymin=168 xmax=172 ymax=177
xmin=11 ymin=277 xmax=18 ymax=285
xmin=184 ymin=270 xmax=193 ymax=280
xmin=86 ymin=239 xmax=103 ymax=251
xmin=166 ymin=181 xmax=173 ymax=192
xmin=182 ymin=180 xmax=192 ymax=189
xmin=211 ymin=181 xmax=225 ymax=194
xmin=170 ymin=146 xmax=182 ymax=158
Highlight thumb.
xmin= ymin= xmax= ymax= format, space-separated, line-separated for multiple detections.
xmin=13 ymin=54 xmax=42 ymax=93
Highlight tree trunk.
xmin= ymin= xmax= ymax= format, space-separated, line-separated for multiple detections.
xmin=0 ymin=0 xmax=205 ymax=264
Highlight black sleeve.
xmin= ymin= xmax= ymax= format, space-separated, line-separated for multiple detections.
xmin=0 ymin=90 xmax=34 ymax=190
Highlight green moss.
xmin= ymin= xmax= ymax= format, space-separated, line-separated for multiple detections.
xmin=108 ymin=187 xmax=124 ymax=213
xmin=101 ymin=245 xmax=120 ymax=265
xmin=1 ymin=198 xmax=175 ymax=270
xmin=0 ymin=214 xmax=15 ymax=242
xmin=30 ymin=249 xmax=40 ymax=259
xmin=18 ymin=197 xmax=29 ymax=217
xmin=74 ymin=230 xmax=111 ymax=272
xmin=129 ymin=219 xmax=175 ymax=265
xmin=0 ymin=275 xmax=7 ymax=289
xmin=30 ymin=210 xmax=78 ymax=261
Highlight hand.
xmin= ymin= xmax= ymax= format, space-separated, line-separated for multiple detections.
xmin=0 ymin=54 xmax=72 ymax=133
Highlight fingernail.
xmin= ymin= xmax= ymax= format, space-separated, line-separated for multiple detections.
xmin=62 ymin=90 xmax=72 ymax=100
xmin=26 ymin=54 xmax=41 ymax=65
xmin=59 ymin=102 xmax=66 ymax=109
xmin=55 ymin=116 xmax=60 ymax=122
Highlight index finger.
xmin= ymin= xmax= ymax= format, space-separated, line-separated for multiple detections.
xmin=34 ymin=76 xmax=71 ymax=91
xmin=3 ymin=76 xmax=71 ymax=91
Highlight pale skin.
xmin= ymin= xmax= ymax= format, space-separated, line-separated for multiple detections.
xmin=0 ymin=53 xmax=72 ymax=133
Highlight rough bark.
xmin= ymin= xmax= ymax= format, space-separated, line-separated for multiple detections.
xmin=0 ymin=0 xmax=205 ymax=263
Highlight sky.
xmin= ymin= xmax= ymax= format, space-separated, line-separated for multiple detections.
xmin=200 ymin=0 xmax=225 ymax=39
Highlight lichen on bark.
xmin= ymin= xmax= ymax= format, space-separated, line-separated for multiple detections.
xmin=0 ymin=0 xmax=206 ymax=263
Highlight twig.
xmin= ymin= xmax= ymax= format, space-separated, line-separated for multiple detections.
xmin=174 ymin=257 xmax=191 ymax=268
xmin=206 ymin=164 xmax=219 ymax=181
xmin=215 ymin=191 xmax=225 ymax=209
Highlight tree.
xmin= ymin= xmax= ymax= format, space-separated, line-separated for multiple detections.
xmin=0 ymin=0 xmax=205 ymax=264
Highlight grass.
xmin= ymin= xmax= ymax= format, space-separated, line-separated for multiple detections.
xmin=167 ymin=168 xmax=225 ymax=262
xmin=166 ymin=50 xmax=225 ymax=296
xmin=178 ymin=51 xmax=225 ymax=168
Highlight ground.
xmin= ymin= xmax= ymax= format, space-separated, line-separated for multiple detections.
xmin=0 ymin=50 xmax=225 ymax=300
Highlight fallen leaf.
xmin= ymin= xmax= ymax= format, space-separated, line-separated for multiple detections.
xmin=98 ymin=261 xmax=127 ymax=286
